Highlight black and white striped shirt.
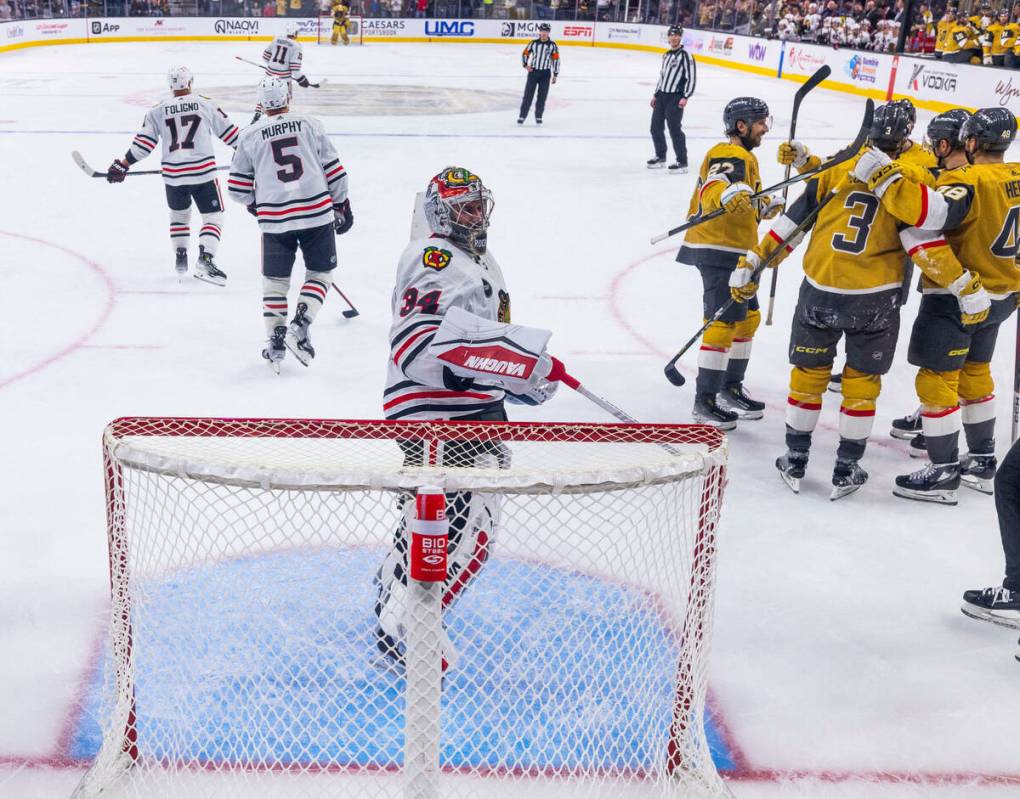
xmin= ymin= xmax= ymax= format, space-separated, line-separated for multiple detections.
xmin=522 ymin=38 xmax=560 ymax=76
xmin=656 ymin=46 xmax=696 ymax=97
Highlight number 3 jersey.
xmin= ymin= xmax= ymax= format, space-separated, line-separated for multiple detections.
xmin=228 ymin=113 xmax=348 ymax=234
xmin=127 ymin=94 xmax=240 ymax=186
xmin=385 ymin=237 xmax=511 ymax=421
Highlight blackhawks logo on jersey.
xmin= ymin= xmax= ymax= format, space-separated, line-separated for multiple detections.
xmin=422 ymin=246 xmax=452 ymax=270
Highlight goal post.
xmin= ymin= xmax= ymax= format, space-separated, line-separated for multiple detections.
xmin=74 ymin=417 xmax=732 ymax=799
xmin=317 ymin=13 xmax=363 ymax=45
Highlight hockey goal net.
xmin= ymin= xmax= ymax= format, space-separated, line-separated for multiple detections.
xmin=316 ymin=13 xmax=363 ymax=45
xmin=74 ymin=417 xmax=731 ymax=799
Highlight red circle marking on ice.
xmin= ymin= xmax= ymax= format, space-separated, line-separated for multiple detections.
xmin=0 ymin=230 xmax=116 ymax=391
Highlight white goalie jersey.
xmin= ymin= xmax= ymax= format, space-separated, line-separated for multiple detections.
xmin=262 ymin=36 xmax=305 ymax=83
xmin=228 ymin=113 xmax=348 ymax=234
xmin=385 ymin=237 xmax=511 ymax=420
xmin=127 ymin=94 xmax=240 ymax=186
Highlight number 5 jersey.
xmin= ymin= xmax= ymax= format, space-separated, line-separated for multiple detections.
xmin=228 ymin=113 xmax=348 ymax=234
xmin=128 ymin=94 xmax=240 ymax=186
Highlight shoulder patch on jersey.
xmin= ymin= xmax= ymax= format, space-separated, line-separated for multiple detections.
xmin=706 ymin=156 xmax=747 ymax=183
xmin=422 ymin=246 xmax=452 ymax=270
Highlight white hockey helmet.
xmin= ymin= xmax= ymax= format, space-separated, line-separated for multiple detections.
xmin=258 ymin=77 xmax=289 ymax=112
xmin=424 ymin=167 xmax=494 ymax=255
xmin=286 ymin=22 xmax=300 ymax=39
xmin=167 ymin=65 xmax=193 ymax=91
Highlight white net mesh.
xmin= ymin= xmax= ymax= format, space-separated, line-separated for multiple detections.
xmin=74 ymin=418 xmax=731 ymax=799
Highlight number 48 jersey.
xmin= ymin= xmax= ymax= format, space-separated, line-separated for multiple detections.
xmin=228 ymin=112 xmax=348 ymax=234
xmin=128 ymin=94 xmax=240 ymax=186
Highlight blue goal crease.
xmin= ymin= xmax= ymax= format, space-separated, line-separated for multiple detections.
xmin=68 ymin=549 xmax=736 ymax=774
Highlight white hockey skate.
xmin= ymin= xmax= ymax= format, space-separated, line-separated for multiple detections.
xmin=285 ymin=303 xmax=314 ymax=367
xmin=262 ymin=325 xmax=286 ymax=374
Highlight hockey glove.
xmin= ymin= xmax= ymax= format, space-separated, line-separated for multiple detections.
xmin=758 ymin=193 xmax=785 ymax=221
xmin=333 ymin=199 xmax=353 ymax=235
xmin=949 ymin=271 xmax=991 ymax=326
xmin=505 ymin=376 xmax=559 ymax=406
xmin=107 ymin=159 xmax=129 ymax=183
xmin=777 ymin=140 xmax=811 ymax=168
xmin=246 ymin=202 xmax=258 ymax=218
xmin=720 ymin=182 xmax=754 ymax=215
xmin=729 ymin=252 xmax=762 ymax=303
xmin=296 ymin=75 xmax=311 ymax=88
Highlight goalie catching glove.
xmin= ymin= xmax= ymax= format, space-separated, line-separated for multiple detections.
xmin=429 ymin=306 xmax=559 ymax=405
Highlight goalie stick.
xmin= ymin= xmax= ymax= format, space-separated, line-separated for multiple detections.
xmin=663 ymin=179 xmax=846 ymax=388
xmin=234 ymin=56 xmax=325 ymax=87
xmin=766 ymin=64 xmax=831 ymax=326
xmin=649 ymin=98 xmax=874 ymax=245
xmin=72 ymin=151 xmax=228 ymax=180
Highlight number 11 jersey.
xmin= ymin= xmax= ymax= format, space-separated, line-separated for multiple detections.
xmin=228 ymin=113 xmax=348 ymax=234
xmin=128 ymin=94 xmax=240 ymax=186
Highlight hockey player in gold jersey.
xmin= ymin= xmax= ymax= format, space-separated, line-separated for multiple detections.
xmin=331 ymin=0 xmax=352 ymax=46
xmin=734 ymin=104 xmax=920 ymax=500
xmin=854 ymin=107 xmax=1020 ymax=504
xmin=677 ymin=96 xmax=781 ymax=429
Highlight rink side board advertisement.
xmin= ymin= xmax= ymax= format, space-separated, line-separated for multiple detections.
xmin=1 ymin=16 xmax=1014 ymax=113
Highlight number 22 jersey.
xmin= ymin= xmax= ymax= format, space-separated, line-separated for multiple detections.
xmin=127 ymin=94 xmax=240 ymax=186
xmin=228 ymin=113 xmax=348 ymax=234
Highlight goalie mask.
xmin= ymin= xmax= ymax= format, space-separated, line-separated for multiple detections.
xmin=167 ymin=65 xmax=193 ymax=92
xmin=424 ymin=167 xmax=494 ymax=256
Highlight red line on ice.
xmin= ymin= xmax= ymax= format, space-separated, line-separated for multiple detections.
xmin=0 ymin=231 xmax=116 ymax=391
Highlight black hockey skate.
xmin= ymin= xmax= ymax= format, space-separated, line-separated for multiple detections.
xmin=517 ymin=117 xmax=524 ymax=125
xmin=262 ymin=325 xmax=287 ymax=374
xmin=285 ymin=303 xmax=315 ymax=366
xmin=892 ymin=461 xmax=960 ymax=505
xmin=692 ymin=394 xmax=738 ymax=431
xmin=961 ymin=586 xmax=1020 ymax=629
xmin=536 ymin=117 xmax=543 ymax=125
xmin=830 ymin=457 xmax=868 ymax=501
xmin=646 ymin=156 xmax=666 ymax=169
xmin=960 ymin=453 xmax=996 ymax=495
xmin=776 ymin=449 xmax=809 ymax=494
xmin=174 ymin=247 xmax=188 ymax=277
xmin=890 ymin=408 xmax=922 ymax=440
xmin=667 ymin=162 xmax=689 ymax=174
xmin=194 ymin=247 xmax=227 ymax=287
xmin=908 ymin=433 xmax=927 ymax=458
xmin=718 ymin=383 xmax=765 ymax=420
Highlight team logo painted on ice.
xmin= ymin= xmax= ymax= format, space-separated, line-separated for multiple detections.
xmin=422 ymin=246 xmax=452 ymax=270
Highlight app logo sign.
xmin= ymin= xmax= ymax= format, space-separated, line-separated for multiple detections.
xmin=844 ymin=53 xmax=880 ymax=83
xmin=425 ymin=20 xmax=475 ymax=37
xmin=91 ymin=21 xmax=121 ymax=35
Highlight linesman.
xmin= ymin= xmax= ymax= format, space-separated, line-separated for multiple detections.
xmin=648 ymin=25 xmax=696 ymax=174
xmin=518 ymin=23 xmax=559 ymax=126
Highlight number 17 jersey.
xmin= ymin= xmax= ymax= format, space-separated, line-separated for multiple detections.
xmin=228 ymin=112 xmax=348 ymax=234
xmin=128 ymin=94 xmax=240 ymax=186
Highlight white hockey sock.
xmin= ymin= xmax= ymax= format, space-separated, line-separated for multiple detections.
xmin=169 ymin=208 xmax=191 ymax=252
xmin=297 ymin=271 xmax=331 ymax=321
xmin=198 ymin=211 xmax=223 ymax=257
xmin=263 ymin=276 xmax=290 ymax=336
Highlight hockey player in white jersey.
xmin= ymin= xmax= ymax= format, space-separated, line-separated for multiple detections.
xmin=228 ymin=77 xmax=352 ymax=372
xmin=251 ymin=23 xmax=318 ymax=124
xmin=375 ymin=166 xmax=561 ymax=670
xmin=107 ymin=65 xmax=239 ymax=284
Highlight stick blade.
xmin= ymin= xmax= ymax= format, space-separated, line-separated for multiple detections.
xmin=341 ymin=309 xmax=359 ymax=319
xmin=795 ymin=64 xmax=832 ymax=100
xmin=71 ymin=150 xmax=101 ymax=178
xmin=663 ymin=362 xmax=686 ymax=387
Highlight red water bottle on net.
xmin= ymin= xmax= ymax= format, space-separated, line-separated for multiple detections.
xmin=409 ymin=486 xmax=448 ymax=583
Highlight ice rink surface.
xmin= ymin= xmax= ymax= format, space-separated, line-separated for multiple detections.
xmin=1 ymin=36 xmax=1019 ymax=798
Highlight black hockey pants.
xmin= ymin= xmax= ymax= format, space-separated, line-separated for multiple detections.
xmin=996 ymin=437 xmax=1020 ymax=591
xmin=519 ymin=69 xmax=551 ymax=120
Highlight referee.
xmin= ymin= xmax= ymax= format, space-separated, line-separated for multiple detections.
xmin=648 ymin=25 xmax=696 ymax=174
xmin=518 ymin=23 xmax=560 ymax=125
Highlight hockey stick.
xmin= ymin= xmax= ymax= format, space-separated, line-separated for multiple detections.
xmin=72 ymin=150 xmax=228 ymax=180
xmin=331 ymin=282 xmax=360 ymax=319
xmin=234 ymin=55 xmax=325 ymax=87
xmin=649 ymin=98 xmax=873 ymax=245
xmin=1013 ymin=313 xmax=1019 ymax=442
xmin=662 ymin=180 xmax=845 ymax=388
xmin=765 ymin=64 xmax=831 ymax=326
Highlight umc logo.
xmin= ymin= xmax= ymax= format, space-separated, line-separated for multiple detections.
xmin=91 ymin=21 xmax=121 ymax=34
xmin=425 ymin=20 xmax=475 ymax=37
